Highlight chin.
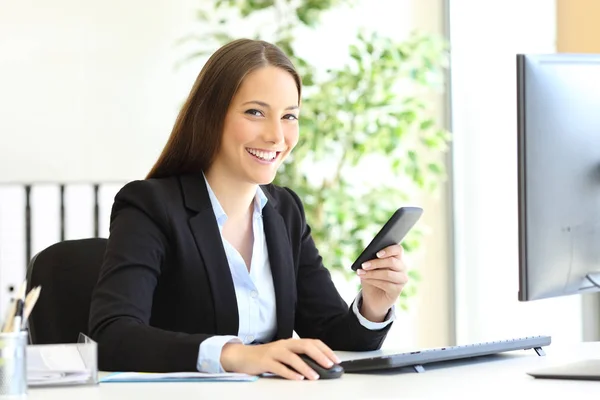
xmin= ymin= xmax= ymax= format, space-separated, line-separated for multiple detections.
xmin=249 ymin=173 xmax=277 ymax=186
xmin=241 ymin=161 xmax=282 ymax=186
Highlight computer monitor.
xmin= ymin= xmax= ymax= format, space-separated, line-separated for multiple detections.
xmin=517 ymin=53 xmax=600 ymax=302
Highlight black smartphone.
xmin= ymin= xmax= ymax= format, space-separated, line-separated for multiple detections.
xmin=350 ymin=206 xmax=423 ymax=271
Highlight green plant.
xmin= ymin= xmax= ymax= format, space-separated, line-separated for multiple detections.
xmin=181 ymin=0 xmax=451 ymax=310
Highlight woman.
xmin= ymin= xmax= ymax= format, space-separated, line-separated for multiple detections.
xmin=88 ymin=38 xmax=409 ymax=381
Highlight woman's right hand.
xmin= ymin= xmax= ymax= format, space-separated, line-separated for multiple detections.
xmin=220 ymin=338 xmax=341 ymax=380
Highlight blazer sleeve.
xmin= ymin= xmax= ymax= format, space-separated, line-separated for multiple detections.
xmin=285 ymin=188 xmax=392 ymax=351
xmin=89 ymin=180 xmax=209 ymax=372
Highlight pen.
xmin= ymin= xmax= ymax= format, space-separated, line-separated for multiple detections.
xmin=12 ymin=299 xmax=24 ymax=333
xmin=1 ymin=280 xmax=27 ymax=333
xmin=23 ymin=286 xmax=41 ymax=325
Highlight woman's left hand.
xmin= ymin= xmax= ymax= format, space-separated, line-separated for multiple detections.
xmin=356 ymin=244 xmax=408 ymax=322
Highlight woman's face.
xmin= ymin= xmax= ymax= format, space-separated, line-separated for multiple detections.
xmin=213 ymin=65 xmax=300 ymax=185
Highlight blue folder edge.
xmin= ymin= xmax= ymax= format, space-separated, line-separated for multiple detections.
xmin=99 ymin=372 xmax=259 ymax=383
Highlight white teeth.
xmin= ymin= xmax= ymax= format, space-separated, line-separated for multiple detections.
xmin=247 ymin=148 xmax=276 ymax=161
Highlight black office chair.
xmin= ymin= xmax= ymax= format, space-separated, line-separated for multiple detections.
xmin=26 ymin=238 xmax=107 ymax=344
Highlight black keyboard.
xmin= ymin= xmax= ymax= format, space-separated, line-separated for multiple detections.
xmin=340 ymin=335 xmax=551 ymax=373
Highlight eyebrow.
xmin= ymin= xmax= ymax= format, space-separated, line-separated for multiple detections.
xmin=242 ymin=100 xmax=299 ymax=111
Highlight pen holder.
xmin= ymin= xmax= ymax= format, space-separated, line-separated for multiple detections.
xmin=0 ymin=331 xmax=27 ymax=399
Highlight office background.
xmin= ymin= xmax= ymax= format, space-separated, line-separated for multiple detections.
xmin=0 ymin=0 xmax=598 ymax=350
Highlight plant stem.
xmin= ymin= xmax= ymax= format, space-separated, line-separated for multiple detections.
xmin=332 ymin=121 xmax=354 ymax=187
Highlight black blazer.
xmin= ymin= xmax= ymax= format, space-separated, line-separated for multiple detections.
xmin=88 ymin=174 xmax=392 ymax=372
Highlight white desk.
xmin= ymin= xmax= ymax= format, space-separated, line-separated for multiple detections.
xmin=27 ymin=342 xmax=600 ymax=399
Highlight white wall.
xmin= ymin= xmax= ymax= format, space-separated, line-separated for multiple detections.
xmin=0 ymin=0 xmax=203 ymax=183
xmin=449 ymin=0 xmax=584 ymax=345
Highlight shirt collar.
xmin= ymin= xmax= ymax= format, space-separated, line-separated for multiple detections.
xmin=202 ymin=172 xmax=268 ymax=228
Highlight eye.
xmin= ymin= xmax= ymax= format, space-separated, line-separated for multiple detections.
xmin=245 ymin=109 xmax=264 ymax=117
xmin=283 ymin=114 xmax=298 ymax=121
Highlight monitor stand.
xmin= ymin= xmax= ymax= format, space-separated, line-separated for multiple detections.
xmin=527 ymin=359 xmax=600 ymax=381
xmin=585 ymin=273 xmax=600 ymax=289
xmin=530 ymin=276 xmax=600 ymax=382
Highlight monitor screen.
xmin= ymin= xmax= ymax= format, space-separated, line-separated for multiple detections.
xmin=517 ymin=53 xmax=600 ymax=301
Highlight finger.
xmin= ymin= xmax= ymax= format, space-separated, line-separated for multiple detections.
xmin=297 ymin=340 xmax=339 ymax=367
xmin=311 ymin=339 xmax=342 ymax=364
xmin=267 ymin=359 xmax=306 ymax=381
xmin=357 ymin=269 xmax=408 ymax=284
xmin=375 ymin=244 xmax=403 ymax=259
xmin=360 ymin=278 xmax=399 ymax=293
xmin=361 ymin=255 xmax=405 ymax=272
xmin=287 ymin=340 xmax=336 ymax=369
xmin=275 ymin=349 xmax=320 ymax=380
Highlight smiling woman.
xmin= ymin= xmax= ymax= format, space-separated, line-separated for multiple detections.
xmin=88 ymin=38 xmax=410 ymax=381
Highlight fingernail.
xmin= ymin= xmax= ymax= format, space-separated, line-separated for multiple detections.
xmin=362 ymin=262 xmax=371 ymax=269
xmin=357 ymin=269 xmax=366 ymax=275
xmin=312 ymin=373 xmax=320 ymax=380
xmin=325 ymin=360 xmax=333 ymax=367
xmin=377 ymin=250 xmax=385 ymax=258
xmin=334 ymin=355 xmax=342 ymax=363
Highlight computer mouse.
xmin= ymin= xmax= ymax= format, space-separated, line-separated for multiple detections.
xmin=298 ymin=354 xmax=344 ymax=379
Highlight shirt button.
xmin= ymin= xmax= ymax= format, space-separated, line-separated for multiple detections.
xmin=251 ymin=291 xmax=258 ymax=298
xmin=246 ymin=335 xmax=255 ymax=343
xmin=201 ymin=361 xmax=209 ymax=370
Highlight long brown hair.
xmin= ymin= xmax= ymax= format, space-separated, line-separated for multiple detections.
xmin=146 ymin=39 xmax=302 ymax=179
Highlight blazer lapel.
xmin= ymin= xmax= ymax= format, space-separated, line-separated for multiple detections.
xmin=262 ymin=196 xmax=296 ymax=340
xmin=180 ymin=175 xmax=239 ymax=336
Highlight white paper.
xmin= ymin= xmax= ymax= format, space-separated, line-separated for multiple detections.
xmin=26 ymin=345 xmax=91 ymax=386
xmin=100 ymin=371 xmax=257 ymax=382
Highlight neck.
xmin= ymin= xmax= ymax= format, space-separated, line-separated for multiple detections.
xmin=204 ymin=167 xmax=257 ymax=221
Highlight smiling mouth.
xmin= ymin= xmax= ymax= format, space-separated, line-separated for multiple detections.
xmin=246 ymin=148 xmax=281 ymax=161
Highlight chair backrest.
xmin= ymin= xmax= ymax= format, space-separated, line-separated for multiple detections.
xmin=26 ymin=238 xmax=107 ymax=344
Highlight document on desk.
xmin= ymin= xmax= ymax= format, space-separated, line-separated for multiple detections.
xmin=100 ymin=371 xmax=258 ymax=383
xmin=27 ymin=344 xmax=92 ymax=386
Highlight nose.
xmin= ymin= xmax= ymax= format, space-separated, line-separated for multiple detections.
xmin=264 ymin=120 xmax=285 ymax=144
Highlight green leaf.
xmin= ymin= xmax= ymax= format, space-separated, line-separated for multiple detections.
xmin=419 ymin=118 xmax=435 ymax=131
xmin=407 ymin=150 xmax=417 ymax=163
xmin=196 ymin=9 xmax=210 ymax=21
xmin=427 ymin=163 xmax=443 ymax=175
xmin=241 ymin=0 xmax=275 ymax=16
xmin=349 ymin=44 xmax=361 ymax=62
xmin=407 ymin=269 xmax=421 ymax=281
